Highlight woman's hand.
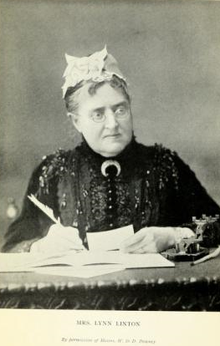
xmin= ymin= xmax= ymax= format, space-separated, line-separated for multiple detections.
xmin=120 ymin=226 xmax=194 ymax=253
xmin=30 ymin=224 xmax=86 ymax=254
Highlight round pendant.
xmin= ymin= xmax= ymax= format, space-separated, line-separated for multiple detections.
xmin=101 ymin=160 xmax=121 ymax=177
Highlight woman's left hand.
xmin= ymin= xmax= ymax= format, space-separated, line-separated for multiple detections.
xmin=120 ymin=226 xmax=194 ymax=253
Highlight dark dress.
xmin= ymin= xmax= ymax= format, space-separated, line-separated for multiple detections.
xmin=2 ymin=138 xmax=220 ymax=252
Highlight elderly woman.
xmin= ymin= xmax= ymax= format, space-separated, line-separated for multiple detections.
xmin=2 ymin=47 xmax=220 ymax=253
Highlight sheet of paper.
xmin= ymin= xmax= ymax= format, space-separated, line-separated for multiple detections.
xmin=120 ymin=253 xmax=175 ymax=268
xmin=0 ymin=253 xmax=52 ymax=272
xmin=33 ymin=264 xmax=126 ymax=278
xmin=0 ymin=251 xmax=174 ymax=273
xmin=31 ymin=251 xmax=175 ymax=268
xmin=86 ymin=224 xmax=134 ymax=251
xmin=0 ymin=252 xmax=74 ymax=272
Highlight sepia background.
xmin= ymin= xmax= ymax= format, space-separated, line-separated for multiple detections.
xmin=0 ymin=0 xmax=220 ymax=248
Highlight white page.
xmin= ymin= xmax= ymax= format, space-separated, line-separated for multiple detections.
xmin=120 ymin=253 xmax=175 ymax=268
xmin=0 ymin=251 xmax=174 ymax=272
xmin=0 ymin=253 xmax=54 ymax=272
xmin=86 ymin=224 xmax=134 ymax=251
xmin=0 ymin=252 xmax=77 ymax=272
xmin=32 ymin=251 xmax=175 ymax=268
xmin=32 ymin=253 xmax=174 ymax=279
xmin=33 ymin=264 xmax=126 ymax=278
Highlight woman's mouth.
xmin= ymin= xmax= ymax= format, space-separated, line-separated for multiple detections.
xmin=104 ymin=134 xmax=121 ymax=138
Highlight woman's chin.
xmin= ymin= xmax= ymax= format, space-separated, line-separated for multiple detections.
xmin=98 ymin=144 xmax=125 ymax=158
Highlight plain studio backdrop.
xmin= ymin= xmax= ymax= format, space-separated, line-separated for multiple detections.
xmin=0 ymin=0 xmax=220 ymax=247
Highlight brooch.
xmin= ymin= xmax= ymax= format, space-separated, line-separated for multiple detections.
xmin=101 ymin=160 xmax=121 ymax=177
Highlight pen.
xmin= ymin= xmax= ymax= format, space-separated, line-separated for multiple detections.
xmin=28 ymin=194 xmax=61 ymax=224
xmin=28 ymin=194 xmax=85 ymax=252
xmin=191 ymin=246 xmax=220 ymax=266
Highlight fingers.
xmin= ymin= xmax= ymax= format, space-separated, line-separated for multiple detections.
xmin=49 ymin=224 xmax=84 ymax=246
xmin=30 ymin=225 xmax=86 ymax=253
xmin=121 ymin=228 xmax=153 ymax=253
xmin=121 ymin=228 xmax=150 ymax=250
xmin=121 ymin=227 xmax=176 ymax=254
xmin=132 ymin=243 xmax=157 ymax=253
xmin=31 ymin=237 xmax=85 ymax=254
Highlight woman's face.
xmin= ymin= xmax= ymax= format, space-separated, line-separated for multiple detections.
xmin=72 ymin=83 xmax=133 ymax=157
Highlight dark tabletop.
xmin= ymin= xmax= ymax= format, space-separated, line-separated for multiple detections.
xmin=0 ymin=256 xmax=219 ymax=287
xmin=0 ymin=256 xmax=219 ymax=310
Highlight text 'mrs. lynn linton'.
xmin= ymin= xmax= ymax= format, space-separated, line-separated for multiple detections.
xmin=77 ymin=320 xmax=141 ymax=327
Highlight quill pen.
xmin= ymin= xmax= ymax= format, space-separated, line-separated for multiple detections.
xmin=28 ymin=194 xmax=61 ymax=224
xmin=191 ymin=245 xmax=220 ymax=266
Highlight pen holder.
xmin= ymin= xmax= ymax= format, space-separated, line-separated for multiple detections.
xmin=166 ymin=246 xmax=209 ymax=262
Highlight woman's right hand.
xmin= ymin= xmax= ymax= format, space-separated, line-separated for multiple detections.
xmin=30 ymin=224 xmax=86 ymax=254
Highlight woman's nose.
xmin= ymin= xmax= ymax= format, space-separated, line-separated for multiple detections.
xmin=104 ymin=110 xmax=118 ymax=129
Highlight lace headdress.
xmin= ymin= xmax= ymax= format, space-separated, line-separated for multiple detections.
xmin=62 ymin=46 xmax=126 ymax=98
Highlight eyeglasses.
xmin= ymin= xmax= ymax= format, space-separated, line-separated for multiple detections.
xmin=90 ymin=105 xmax=130 ymax=123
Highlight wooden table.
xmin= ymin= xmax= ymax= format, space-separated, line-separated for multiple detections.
xmin=0 ymin=257 xmax=219 ymax=310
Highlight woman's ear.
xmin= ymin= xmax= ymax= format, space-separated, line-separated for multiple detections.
xmin=68 ymin=112 xmax=82 ymax=133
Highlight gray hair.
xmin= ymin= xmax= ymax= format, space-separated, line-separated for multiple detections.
xmin=64 ymin=75 xmax=131 ymax=115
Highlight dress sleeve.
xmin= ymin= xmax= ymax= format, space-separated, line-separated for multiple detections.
xmin=2 ymin=159 xmax=59 ymax=253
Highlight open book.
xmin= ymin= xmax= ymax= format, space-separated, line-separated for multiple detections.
xmin=0 ymin=251 xmax=174 ymax=278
